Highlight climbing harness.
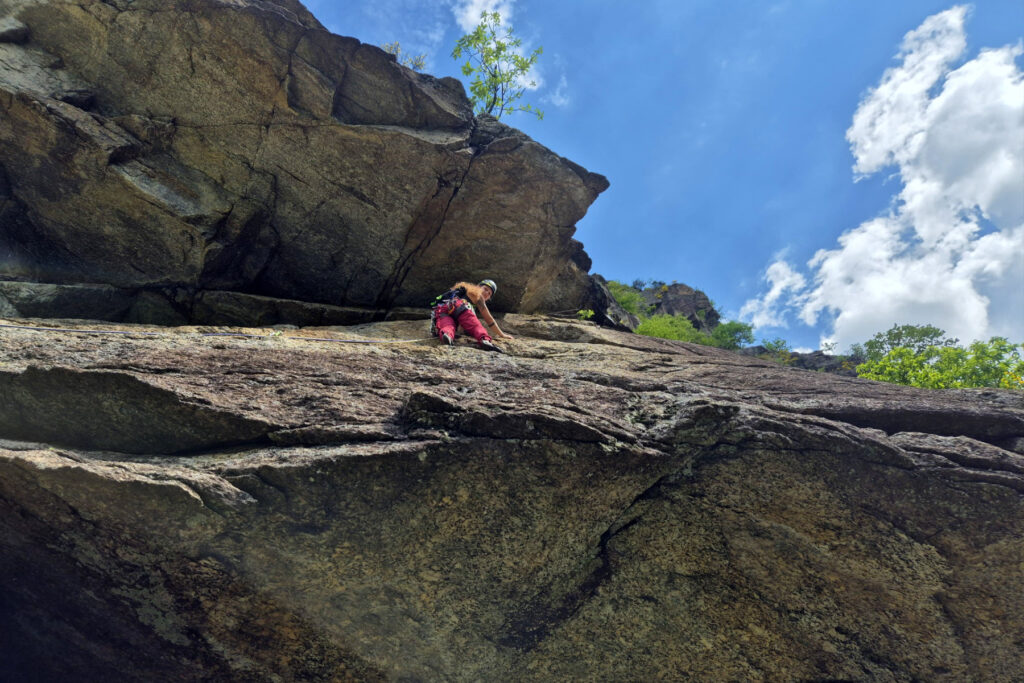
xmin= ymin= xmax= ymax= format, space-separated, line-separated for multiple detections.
xmin=0 ymin=322 xmax=429 ymax=345
xmin=429 ymin=286 xmax=473 ymax=337
xmin=431 ymin=286 xmax=472 ymax=315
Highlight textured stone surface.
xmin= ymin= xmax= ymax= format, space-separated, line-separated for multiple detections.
xmin=0 ymin=0 xmax=608 ymax=322
xmin=740 ymin=345 xmax=866 ymax=377
xmin=1 ymin=314 xmax=1022 ymax=681
xmin=643 ymin=282 xmax=720 ymax=332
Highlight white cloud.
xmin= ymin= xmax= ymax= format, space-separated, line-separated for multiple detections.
xmin=451 ymin=0 xmax=515 ymax=32
xmin=449 ymin=0 xmax=546 ymax=96
xmin=543 ymin=74 xmax=571 ymax=108
xmin=846 ymin=6 xmax=970 ymax=178
xmin=739 ymin=260 xmax=807 ymax=328
xmin=742 ymin=5 xmax=1024 ymax=350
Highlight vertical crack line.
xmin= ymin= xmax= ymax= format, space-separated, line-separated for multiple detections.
xmin=375 ymin=152 xmax=476 ymax=308
xmin=495 ymin=468 xmax=680 ymax=652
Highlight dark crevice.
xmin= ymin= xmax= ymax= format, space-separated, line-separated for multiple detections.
xmin=155 ymin=434 xmax=278 ymax=458
xmin=495 ymin=516 xmax=639 ymax=652
xmin=774 ymin=404 xmax=1024 ymax=448
xmin=329 ymin=181 xmax=379 ymax=210
xmin=374 ymin=154 xmax=476 ymax=310
xmin=222 ymin=469 xmax=291 ymax=505
xmin=495 ymin=468 xmax=680 ymax=651
xmin=896 ymin=442 xmax=1024 ymax=477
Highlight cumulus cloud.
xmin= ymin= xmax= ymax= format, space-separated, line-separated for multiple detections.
xmin=449 ymin=0 xmax=546 ymax=94
xmin=742 ymin=5 xmax=1024 ymax=350
xmin=846 ymin=6 xmax=969 ymax=179
xmin=451 ymin=0 xmax=515 ymax=32
xmin=739 ymin=260 xmax=807 ymax=328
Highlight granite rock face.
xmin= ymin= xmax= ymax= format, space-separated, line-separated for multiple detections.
xmin=643 ymin=281 xmax=720 ymax=332
xmin=0 ymin=0 xmax=608 ymax=324
xmin=1 ymin=314 xmax=1022 ymax=681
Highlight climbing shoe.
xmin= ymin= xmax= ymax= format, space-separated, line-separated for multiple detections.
xmin=478 ymin=339 xmax=504 ymax=353
xmin=441 ymin=332 xmax=454 ymax=346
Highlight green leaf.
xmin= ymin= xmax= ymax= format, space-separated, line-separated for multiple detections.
xmin=449 ymin=10 xmax=544 ymax=121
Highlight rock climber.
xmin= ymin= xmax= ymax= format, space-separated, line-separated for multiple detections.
xmin=430 ymin=279 xmax=513 ymax=352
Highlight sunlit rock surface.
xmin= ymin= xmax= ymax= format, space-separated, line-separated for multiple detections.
xmin=0 ymin=0 xmax=608 ymax=324
xmin=1 ymin=315 xmax=1022 ymax=681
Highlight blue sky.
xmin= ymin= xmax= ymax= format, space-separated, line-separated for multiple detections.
xmin=303 ymin=0 xmax=1023 ymax=351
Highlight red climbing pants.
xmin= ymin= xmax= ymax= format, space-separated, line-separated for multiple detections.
xmin=435 ymin=307 xmax=491 ymax=343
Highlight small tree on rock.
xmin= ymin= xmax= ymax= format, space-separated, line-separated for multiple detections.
xmin=452 ymin=11 xmax=543 ymax=120
xmin=851 ymin=323 xmax=959 ymax=361
xmin=381 ymin=42 xmax=426 ymax=71
xmin=855 ymin=336 xmax=1024 ymax=389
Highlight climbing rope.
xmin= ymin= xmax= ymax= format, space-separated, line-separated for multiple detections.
xmin=0 ymin=322 xmax=430 ymax=345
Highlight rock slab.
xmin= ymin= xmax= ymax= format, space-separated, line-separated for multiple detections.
xmin=1 ymin=315 xmax=1022 ymax=681
xmin=0 ymin=0 xmax=608 ymax=323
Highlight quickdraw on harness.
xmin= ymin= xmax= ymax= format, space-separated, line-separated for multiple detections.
xmin=429 ymin=286 xmax=473 ymax=337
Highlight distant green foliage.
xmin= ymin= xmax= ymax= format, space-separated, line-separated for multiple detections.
xmin=758 ymin=337 xmax=795 ymax=365
xmin=709 ymin=320 xmax=755 ymax=350
xmin=636 ymin=315 xmax=754 ymax=351
xmin=608 ymin=280 xmax=752 ymax=351
xmin=856 ymin=336 xmax=1024 ymax=389
xmin=452 ymin=11 xmax=543 ymax=120
xmin=607 ymin=280 xmax=649 ymax=316
xmin=381 ymin=41 xmax=426 ymax=70
xmin=635 ymin=315 xmax=705 ymax=343
xmin=761 ymin=337 xmax=790 ymax=354
xmin=851 ymin=323 xmax=958 ymax=362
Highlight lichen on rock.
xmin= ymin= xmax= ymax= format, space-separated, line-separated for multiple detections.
xmin=0 ymin=315 xmax=1022 ymax=681
xmin=0 ymin=0 xmax=609 ymax=325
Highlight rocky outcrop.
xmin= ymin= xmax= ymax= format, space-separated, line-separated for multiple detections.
xmin=741 ymin=346 xmax=866 ymax=377
xmin=577 ymin=273 xmax=639 ymax=331
xmin=643 ymin=282 xmax=720 ymax=332
xmin=0 ymin=0 xmax=608 ymax=324
xmin=1 ymin=314 xmax=1022 ymax=681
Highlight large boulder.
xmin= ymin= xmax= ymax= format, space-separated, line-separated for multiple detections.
xmin=643 ymin=281 xmax=720 ymax=332
xmin=1 ymin=314 xmax=1022 ymax=681
xmin=0 ymin=0 xmax=608 ymax=323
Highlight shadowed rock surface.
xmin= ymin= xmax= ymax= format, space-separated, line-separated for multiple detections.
xmin=0 ymin=0 xmax=608 ymax=324
xmin=740 ymin=345 xmax=866 ymax=378
xmin=1 ymin=314 xmax=1022 ymax=681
